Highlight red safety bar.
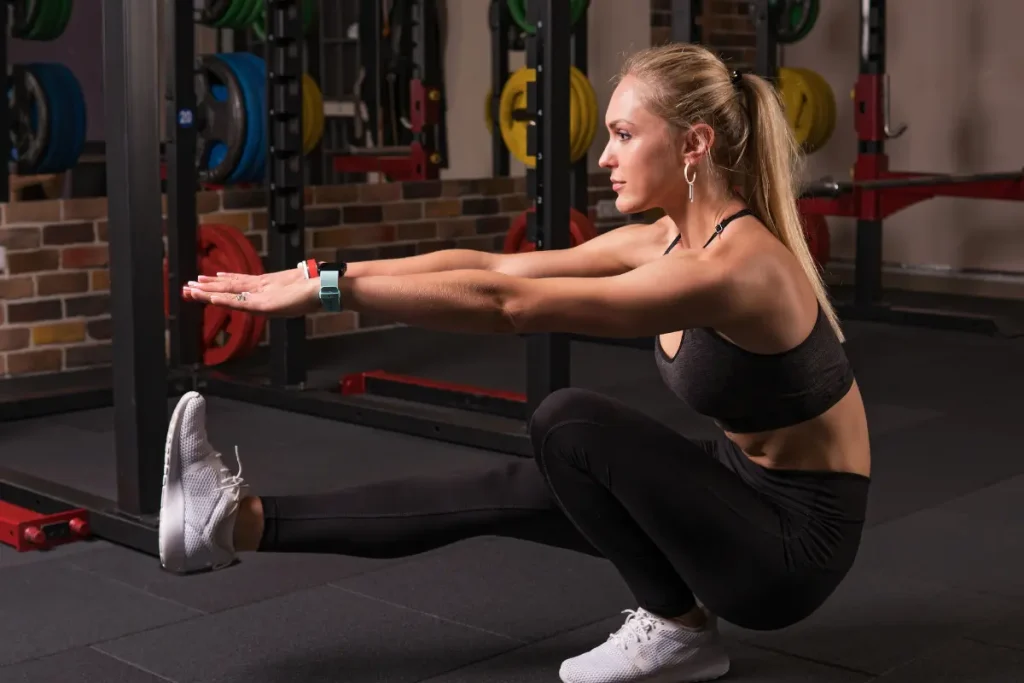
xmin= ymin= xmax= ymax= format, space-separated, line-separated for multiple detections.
xmin=0 ymin=500 xmax=90 ymax=552
xmin=341 ymin=370 xmax=526 ymax=403
xmin=800 ymin=74 xmax=1024 ymax=221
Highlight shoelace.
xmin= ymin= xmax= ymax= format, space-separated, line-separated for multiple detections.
xmin=608 ymin=609 xmax=662 ymax=650
xmin=214 ymin=445 xmax=249 ymax=512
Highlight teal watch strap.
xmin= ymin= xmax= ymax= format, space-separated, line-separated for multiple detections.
xmin=319 ymin=268 xmax=342 ymax=312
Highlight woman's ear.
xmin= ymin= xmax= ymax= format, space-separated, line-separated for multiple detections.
xmin=681 ymin=123 xmax=715 ymax=167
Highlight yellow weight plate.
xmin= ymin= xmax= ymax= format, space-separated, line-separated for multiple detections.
xmin=302 ymin=74 xmax=325 ymax=155
xmin=573 ymin=66 xmax=598 ymax=162
xmin=797 ymin=67 xmax=836 ymax=153
xmin=499 ymin=67 xmax=535 ymax=166
xmin=572 ymin=65 xmax=598 ymax=162
xmin=793 ymin=67 xmax=827 ymax=152
xmin=778 ymin=67 xmax=816 ymax=151
xmin=499 ymin=66 xmax=600 ymax=167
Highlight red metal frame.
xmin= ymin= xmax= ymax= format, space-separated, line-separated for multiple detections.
xmin=800 ymin=74 xmax=1024 ymax=220
xmin=0 ymin=500 xmax=90 ymax=552
xmin=340 ymin=369 xmax=527 ymax=420
xmin=331 ymin=80 xmax=443 ymax=182
xmin=341 ymin=370 xmax=525 ymax=403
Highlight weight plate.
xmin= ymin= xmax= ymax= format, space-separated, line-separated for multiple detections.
xmin=800 ymin=212 xmax=830 ymax=268
xmin=503 ymin=207 xmax=598 ymax=253
xmin=231 ymin=52 xmax=268 ymax=181
xmin=203 ymin=223 xmax=266 ymax=357
xmin=775 ymin=0 xmax=820 ymax=44
xmin=507 ymin=0 xmax=590 ymax=35
xmin=7 ymin=67 xmax=49 ymax=170
xmin=195 ymin=55 xmax=247 ymax=184
xmin=302 ymin=73 xmax=325 ymax=154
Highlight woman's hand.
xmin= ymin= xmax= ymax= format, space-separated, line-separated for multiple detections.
xmin=194 ymin=264 xmax=306 ymax=294
xmin=183 ymin=275 xmax=323 ymax=318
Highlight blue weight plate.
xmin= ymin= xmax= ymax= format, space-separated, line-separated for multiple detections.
xmin=196 ymin=55 xmax=247 ymax=183
xmin=28 ymin=64 xmax=62 ymax=173
xmin=233 ymin=53 xmax=267 ymax=181
xmin=42 ymin=63 xmax=73 ymax=172
xmin=239 ymin=53 xmax=268 ymax=182
xmin=49 ymin=63 xmax=85 ymax=171
xmin=217 ymin=53 xmax=259 ymax=183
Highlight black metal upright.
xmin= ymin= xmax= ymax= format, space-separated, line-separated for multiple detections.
xmin=489 ymin=0 xmax=511 ymax=177
xmin=569 ymin=3 xmax=588 ymax=214
xmin=751 ymin=0 xmax=778 ymax=77
xmin=265 ymin=0 xmax=307 ymax=387
xmin=855 ymin=0 xmax=886 ymax=306
xmin=102 ymin=0 xmax=166 ymax=516
xmin=671 ymin=0 xmax=701 ymax=43
xmin=0 ymin=7 xmax=8 ymax=203
xmin=525 ymin=0 xmax=571 ymax=416
xmin=165 ymin=0 xmax=201 ymax=369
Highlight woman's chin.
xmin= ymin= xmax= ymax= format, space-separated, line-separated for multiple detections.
xmin=615 ymin=196 xmax=646 ymax=216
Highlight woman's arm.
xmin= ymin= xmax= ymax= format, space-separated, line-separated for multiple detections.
xmin=333 ymin=250 xmax=737 ymax=337
xmin=191 ymin=249 xmax=739 ymax=338
xmin=342 ymin=221 xmax=655 ymax=279
xmin=344 ymin=249 xmax=494 ymax=277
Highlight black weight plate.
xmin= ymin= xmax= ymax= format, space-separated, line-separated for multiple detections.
xmin=7 ymin=67 xmax=48 ymax=170
xmin=195 ymin=55 xmax=247 ymax=184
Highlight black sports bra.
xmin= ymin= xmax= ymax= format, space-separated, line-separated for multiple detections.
xmin=654 ymin=209 xmax=854 ymax=433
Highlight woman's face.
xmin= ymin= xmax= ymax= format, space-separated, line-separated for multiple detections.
xmin=598 ymin=75 xmax=688 ymax=216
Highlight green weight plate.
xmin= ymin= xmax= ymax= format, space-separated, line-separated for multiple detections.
xmin=11 ymin=0 xmax=40 ymax=39
xmin=36 ymin=0 xmax=66 ymax=40
xmin=24 ymin=0 xmax=50 ymax=40
xmin=47 ymin=0 xmax=73 ymax=41
xmin=507 ymin=0 xmax=588 ymax=35
xmin=775 ymin=0 xmax=819 ymax=44
xmin=241 ymin=0 xmax=264 ymax=29
xmin=216 ymin=0 xmax=248 ymax=29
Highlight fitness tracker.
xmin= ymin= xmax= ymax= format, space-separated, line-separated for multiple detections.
xmin=318 ymin=262 xmax=347 ymax=312
xmin=298 ymin=259 xmax=320 ymax=279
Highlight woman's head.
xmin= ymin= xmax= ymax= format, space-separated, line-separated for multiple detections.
xmin=599 ymin=43 xmax=842 ymax=339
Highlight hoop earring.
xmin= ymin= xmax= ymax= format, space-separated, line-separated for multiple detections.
xmin=684 ymin=163 xmax=697 ymax=203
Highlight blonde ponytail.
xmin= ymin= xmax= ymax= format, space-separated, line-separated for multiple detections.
xmin=737 ymin=73 xmax=843 ymax=341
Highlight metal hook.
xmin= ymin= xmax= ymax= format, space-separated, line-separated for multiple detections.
xmin=883 ymin=74 xmax=907 ymax=139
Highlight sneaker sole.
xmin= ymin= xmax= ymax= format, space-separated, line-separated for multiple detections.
xmin=561 ymin=646 xmax=730 ymax=683
xmin=158 ymin=391 xmax=198 ymax=574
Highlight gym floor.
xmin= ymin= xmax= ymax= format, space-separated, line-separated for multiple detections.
xmin=1 ymin=317 xmax=1023 ymax=682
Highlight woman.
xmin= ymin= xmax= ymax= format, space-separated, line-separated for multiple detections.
xmin=162 ymin=44 xmax=870 ymax=683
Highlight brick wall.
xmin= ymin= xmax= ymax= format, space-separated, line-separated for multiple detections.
xmin=0 ymin=173 xmax=621 ymax=378
xmin=651 ymin=0 xmax=756 ymax=69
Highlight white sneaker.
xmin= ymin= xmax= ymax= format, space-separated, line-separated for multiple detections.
xmin=159 ymin=391 xmax=247 ymax=574
xmin=560 ymin=608 xmax=731 ymax=683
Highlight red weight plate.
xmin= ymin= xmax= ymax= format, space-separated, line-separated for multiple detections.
xmin=204 ymin=224 xmax=267 ymax=355
xmin=198 ymin=224 xmax=257 ymax=365
xmin=800 ymin=212 xmax=831 ymax=269
xmin=503 ymin=207 xmax=598 ymax=254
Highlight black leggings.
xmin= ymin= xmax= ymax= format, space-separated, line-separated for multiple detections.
xmin=258 ymin=388 xmax=870 ymax=631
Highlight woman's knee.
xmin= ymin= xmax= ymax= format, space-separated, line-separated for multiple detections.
xmin=528 ymin=388 xmax=610 ymax=449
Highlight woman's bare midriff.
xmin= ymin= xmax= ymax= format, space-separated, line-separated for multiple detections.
xmin=723 ymin=382 xmax=872 ymax=478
